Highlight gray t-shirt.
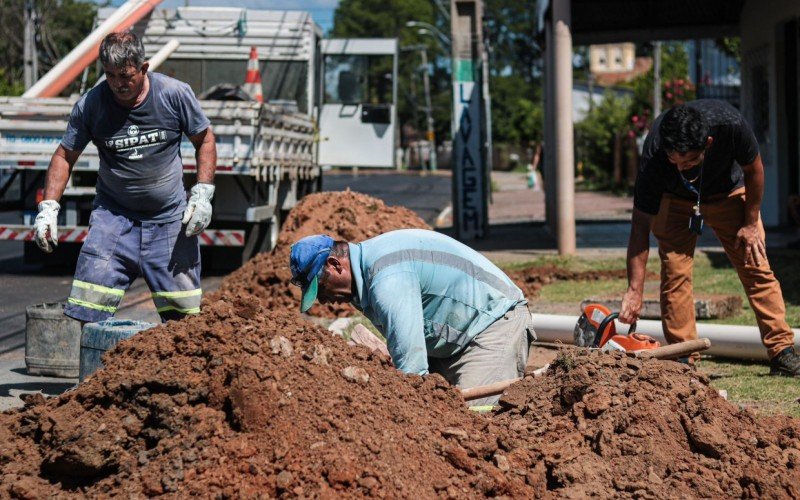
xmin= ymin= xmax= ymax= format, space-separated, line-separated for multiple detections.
xmin=61 ymin=72 xmax=210 ymax=222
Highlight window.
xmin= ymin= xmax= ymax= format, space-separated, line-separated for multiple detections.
xmin=323 ymin=54 xmax=393 ymax=105
xmin=612 ymin=48 xmax=623 ymax=67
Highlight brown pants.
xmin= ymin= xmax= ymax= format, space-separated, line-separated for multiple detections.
xmin=651 ymin=187 xmax=794 ymax=359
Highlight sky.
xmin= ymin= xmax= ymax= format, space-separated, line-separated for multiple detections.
xmin=108 ymin=0 xmax=339 ymax=32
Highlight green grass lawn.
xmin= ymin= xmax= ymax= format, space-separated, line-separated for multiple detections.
xmin=499 ymin=250 xmax=800 ymax=417
xmin=698 ymin=358 xmax=800 ymax=417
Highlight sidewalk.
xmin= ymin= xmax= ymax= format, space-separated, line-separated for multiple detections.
xmin=488 ymin=171 xmax=633 ymax=223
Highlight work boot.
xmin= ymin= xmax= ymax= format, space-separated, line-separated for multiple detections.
xmin=769 ymin=347 xmax=800 ymax=377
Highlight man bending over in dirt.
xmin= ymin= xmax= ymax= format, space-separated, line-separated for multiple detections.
xmin=289 ymin=229 xmax=536 ymax=407
xmin=620 ymin=99 xmax=799 ymax=376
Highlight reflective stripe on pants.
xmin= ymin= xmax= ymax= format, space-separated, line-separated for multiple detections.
xmin=67 ymin=279 xmax=125 ymax=313
xmin=64 ymin=206 xmax=202 ymax=324
xmin=151 ymin=289 xmax=202 ymax=315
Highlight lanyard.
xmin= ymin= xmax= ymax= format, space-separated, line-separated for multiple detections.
xmin=680 ymin=166 xmax=704 ymax=214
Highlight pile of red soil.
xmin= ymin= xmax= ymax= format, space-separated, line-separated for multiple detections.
xmin=490 ymin=349 xmax=800 ymax=497
xmin=0 ymin=297 xmax=532 ymax=497
xmin=506 ymin=265 xmax=657 ymax=299
xmin=3 ymin=308 xmax=798 ymax=497
xmin=3 ymin=192 xmax=798 ymax=497
xmin=208 ymin=190 xmax=430 ymax=317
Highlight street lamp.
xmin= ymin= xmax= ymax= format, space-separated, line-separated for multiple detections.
xmin=405 ymin=21 xmax=451 ymax=48
xmin=402 ymin=43 xmax=438 ymax=172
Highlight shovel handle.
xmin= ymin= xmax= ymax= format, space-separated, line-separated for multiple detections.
xmin=460 ymin=377 xmax=521 ymax=401
xmin=634 ymin=338 xmax=711 ymax=360
xmin=460 ymin=365 xmax=549 ymax=401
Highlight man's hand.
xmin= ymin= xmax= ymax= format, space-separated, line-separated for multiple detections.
xmin=33 ymin=200 xmax=60 ymax=253
xmin=182 ymin=183 xmax=215 ymax=237
xmin=619 ymin=287 xmax=643 ymax=324
xmin=735 ymin=223 xmax=766 ymax=267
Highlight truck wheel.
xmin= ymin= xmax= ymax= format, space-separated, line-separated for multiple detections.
xmin=241 ymin=213 xmax=281 ymax=264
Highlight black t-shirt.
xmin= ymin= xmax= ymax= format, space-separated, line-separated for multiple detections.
xmin=633 ymin=99 xmax=759 ymax=215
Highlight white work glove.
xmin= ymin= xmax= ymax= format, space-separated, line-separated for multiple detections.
xmin=182 ymin=183 xmax=215 ymax=237
xmin=33 ymin=200 xmax=60 ymax=253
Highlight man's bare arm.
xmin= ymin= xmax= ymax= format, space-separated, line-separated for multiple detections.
xmin=43 ymin=145 xmax=81 ymax=201
xmin=620 ymin=207 xmax=653 ymax=323
xmin=737 ymin=154 xmax=767 ymax=266
xmin=189 ymin=128 xmax=216 ymax=185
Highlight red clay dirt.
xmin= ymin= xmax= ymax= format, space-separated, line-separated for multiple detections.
xmin=493 ymin=349 xmax=800 ymax=498
xmin=1 ymin=191 xmax=798 ymax=497
xmin=207 ymin=190 xmax=430 ymax=318
xmin=1 ymin=299 xmax=533 ymax=497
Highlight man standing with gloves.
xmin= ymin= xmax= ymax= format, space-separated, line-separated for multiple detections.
xmin=33 ymin=31 xmax=216 ymax=323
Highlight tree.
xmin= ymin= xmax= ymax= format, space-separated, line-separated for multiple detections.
xmin=0 ymin=0 xmax=97 ymax=96
xmin=484 ymin=0 xmax=544 ymax=150
xmin=483 ymin=0 xmax=541 ymax=84
xmin=332 ymin=0 xmax=450 ymax=146
xmin=574 ymin=90 xmax=632 ymax=184
xmin=331 ymin=0 xmax=546 ymax=155
xmin=490 ymin=74 xmax=542 ymax=147
xmin=629 ymin=42 xmax=693 ymax=123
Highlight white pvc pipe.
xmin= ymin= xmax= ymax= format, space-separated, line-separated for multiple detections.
xmin=532 ymin=313 xmax=800 ymax=361
xmin=23 ymin=0 xmax=161 ymax=98
xmin=147 ymin=38 xmax=180 ymax=71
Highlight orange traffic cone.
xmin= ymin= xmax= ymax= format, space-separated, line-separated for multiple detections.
xmin=244 ymin=46 xmax=264 ymax=103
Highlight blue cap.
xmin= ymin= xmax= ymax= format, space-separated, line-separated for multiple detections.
xmin=289 ymin=234 xmax=334 ymax=312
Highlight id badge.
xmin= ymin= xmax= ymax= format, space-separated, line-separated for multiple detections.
xmin=689 ymin=212 xmax=704 ymax=235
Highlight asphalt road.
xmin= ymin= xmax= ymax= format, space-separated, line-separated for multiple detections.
xmin=0 ymin=171 xmax=452 ymax=357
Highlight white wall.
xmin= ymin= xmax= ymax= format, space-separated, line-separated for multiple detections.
xmin=740 ymin=0 xmax=800 ymax=225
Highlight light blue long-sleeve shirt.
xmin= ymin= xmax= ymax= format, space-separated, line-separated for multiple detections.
xmin=348 ymin=229 xmax=524 ymax=375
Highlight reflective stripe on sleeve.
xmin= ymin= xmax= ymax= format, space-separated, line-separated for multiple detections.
xmin=370 ymin=249 xmax=522 ymax=299
xmin=68 ymin=280 xmax=125 ymax=313
xmin=151 ymin=289 xmax=202 ymax=315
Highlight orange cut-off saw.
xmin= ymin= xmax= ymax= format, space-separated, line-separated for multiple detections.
xmin=574 ymin=303 xmax=661 ymax=352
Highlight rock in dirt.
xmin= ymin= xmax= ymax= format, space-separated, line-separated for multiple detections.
xmin=341 ymin=366 xmax=370 ymax=383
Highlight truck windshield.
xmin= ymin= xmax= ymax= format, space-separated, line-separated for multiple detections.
xmin=158 ymin=59 xmax=309 ymax=112
xmin=323 ymin=54 xmax=393 ymax=105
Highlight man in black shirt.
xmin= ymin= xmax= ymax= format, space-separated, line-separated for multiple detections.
xmin=620 ymin=100 xmax=799 ymax=376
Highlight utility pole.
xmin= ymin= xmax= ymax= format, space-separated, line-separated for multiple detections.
xmin=653 ymin=40 xmax=662 ymax=116
xmin=451 ymin=0 xmax=489 ymax=239
xmin=23 ymin=0 xmax=39 ymax=90
xmin=419 ymin=48 xmax=438 ymax=172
